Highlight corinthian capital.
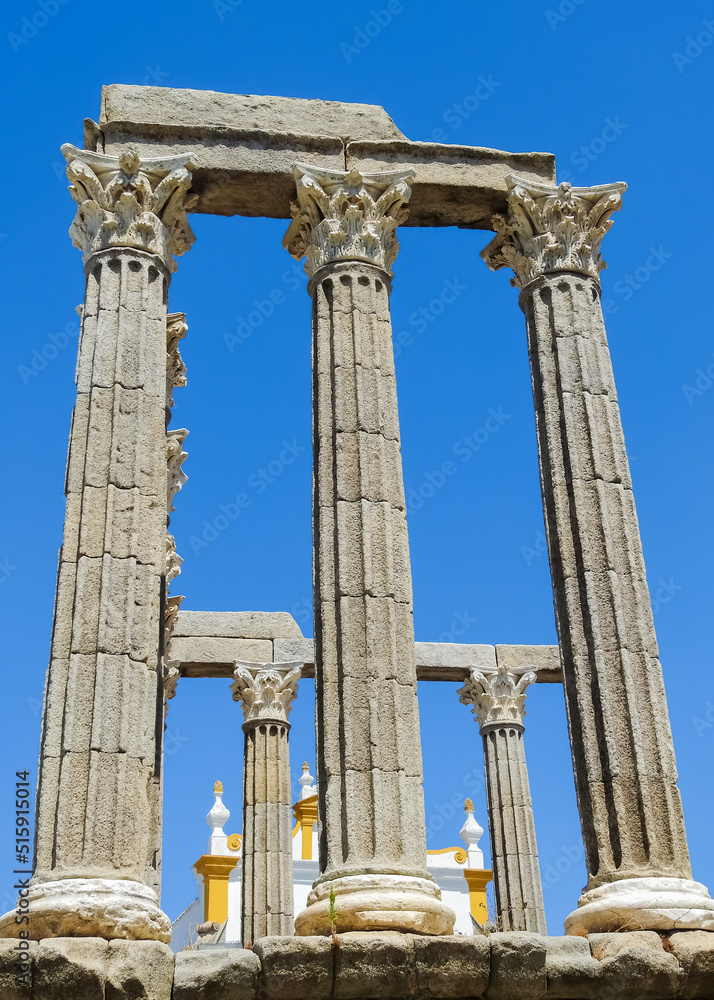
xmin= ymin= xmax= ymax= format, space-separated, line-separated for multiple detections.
xmin=167 ymin=428 xmax=189 ymax=513
xmin=481 ymin=175 xmax=627 ymax=289
xmin=283 ymin=162 xmax=414 ymax=278
xmin=61 ymin=144 xmax=198 ymax=272
xmin=231 ymin=661 xmax=302 ymax=727
xmin=458 ymin=664 xmax=537 ymax=733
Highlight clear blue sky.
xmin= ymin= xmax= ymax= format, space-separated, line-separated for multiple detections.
xmin=1 ymin=0 xmax=712 ymax=933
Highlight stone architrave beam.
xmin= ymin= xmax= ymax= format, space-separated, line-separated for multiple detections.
xmin=87 ymin=85 xmax=555 ymax=228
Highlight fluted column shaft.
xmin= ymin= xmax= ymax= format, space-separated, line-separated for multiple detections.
xmin=483 ymin=727 xmax=545 ymax=933
xmin=0 ymin=147 xmax=197 ymax=943
xmin=483 ymin=176 xmax=714 ymax=933
xmin=232 ymin=661 xmax=300 ymax=943
xmin=284 ymin=163 xmax=454 ymax=935
xmin=459 ymin=664 xmax=545 ymax=934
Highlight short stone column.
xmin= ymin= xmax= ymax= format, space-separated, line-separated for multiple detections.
xmin=482 ymin=176 xmax=714 ymax=933
xmin=0 ymin=147 xmax=197 ymax=942
xmin=459 ymin=664 xmax=546 ymax=933
xmin=231 ymin=660 xmax=301 ymax=943
xmin=283 ymin=163 xmax=454 ymax=936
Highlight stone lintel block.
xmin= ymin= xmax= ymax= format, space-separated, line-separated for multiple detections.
xmin=345 ymin=140 xmax=555 ymax=229
xmin=495 ymin=644 xmax=562 ymax=682
xmin=545 ymin=935 xmax=602 ymax=998
xmin=668 ymin=930 xmax=714 ymax=999
xmin=415 ymin=642 xmax=496 ymax=682
xmin=173 ymin=947 xmax=259 ymax=1000
xmin=175 ymin=610 xmax=303 ymax=639
xmin=589 ymin=931 xmax=682 ymax=998
xmin=253 ymin=935 xmax=332 ymax=1000
xmin=105 ymin=939 xmax=174 ymax=1000
xmin=170 ymin=637 xmax=273 ymax=676
xmin=412 ymin=934 xmax=489 ymax=998
xmin=333 ymin=932 xmax=417 ymax=998
xmin=486 ymin=931 xmax=546 ymax=1000
xmin=33 ymin=937 xmax=108 ymax=1000
xmin=274 ymin=638 xmax=316 ymax=670
xmin=95 ymin=85 xmax=554 ymax=227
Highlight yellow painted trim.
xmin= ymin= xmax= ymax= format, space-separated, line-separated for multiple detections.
xmin=427 ymin=846 xmax=468 ymax=864
xmin=292 ymin=794 xmax=318 ymax=860
xmin=226 ymin=833 xmax=241 ymax=853
xmin=463 ymin=867 xmax=493 ymax=927
xmin=193 ymin=854 xmax=240 ymax=923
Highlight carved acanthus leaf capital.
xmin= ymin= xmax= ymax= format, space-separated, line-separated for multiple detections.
xmin=231 ymin=660 xmax=302 ymax=727
xmin=166 ymin=312 xmax=188 ymax=412
xmin=167 ymin=428 xmax=188 ymax=513
xmin=481 ymin=175 xmax=627 ymax=289
xmin=62 ymin=144 xmax=198 ymax=272
xmin=283 ymin=162 xmax=414 ymax=278
xmin=166 ymin=531 xmax=183 ymax=587
xmin=458 ymin=664 xmax=537 ymax=733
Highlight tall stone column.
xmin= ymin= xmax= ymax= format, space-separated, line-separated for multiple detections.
xmin=283 ymin=163 xmax=454 ymax=936
xmin=482 ymin=176 xmax=714 ymax=933
xmin=0 ymin=146 xmax=197 ymax=942
xmin=231 ymin=660 xmax=301 ymax=943
xmin=458 ymin=665 xmax=546 ymax=934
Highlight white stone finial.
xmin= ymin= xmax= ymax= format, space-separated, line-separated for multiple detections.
xmin=458 ymin=664 xmax=537 ymax=734
xmin=299 ymin=761 xmax=316 ymax=800
xmin=481 ymin=175 xmax=627 ymax=289
xmin=207 ymin=780 xmax=230 ymax=856
xmin=231 ymin=661 xmax=302 ymax=727
xmin=459 ymin=798 xmax=485 ymax=869
xmin=283 ymin=162 xmax=414 ymax=278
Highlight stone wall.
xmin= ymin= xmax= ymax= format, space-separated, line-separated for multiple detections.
xmin=2 ymin=930 xmax=713 ymax=999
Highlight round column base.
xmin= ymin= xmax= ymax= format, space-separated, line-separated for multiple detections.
xmin=0 ymin=878 xmax=171 ymax=942
xmin=295 ymin=873 xmax=455 ymax=936
xmin=565 ymin=877 xmax=714 ymax=934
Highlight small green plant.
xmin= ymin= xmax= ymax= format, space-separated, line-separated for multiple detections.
xmin=328 ymin=887 xmax=340 ymax=938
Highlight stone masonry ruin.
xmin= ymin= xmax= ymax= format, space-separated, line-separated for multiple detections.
xmin=1 ymin=85 xmax=713 ymax=999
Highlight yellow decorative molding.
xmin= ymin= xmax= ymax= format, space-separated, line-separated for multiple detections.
xmin=226 ymin=833 xmax=241 ymax=853
xmin=292 ymin=794 xmax=318 ymax=860
xmin=427 ymin=846 xmax=468 ymax=865
xmin=463 ymin=867 xmax=493 ymax=927
xmin=213 ymin=780 xmax=223 ymax=794
xmin=193 ymin=854 xmax=239 ymax=923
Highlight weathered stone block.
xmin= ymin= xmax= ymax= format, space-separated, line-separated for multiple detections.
xmin=412 ymin=934 xmax=489 ymax=998
xmin=545 ymin=935 xmax=602 ymax=998
xmin=33 ymin=937 xmax=108 ymax=1000
xmin=173 ymin=948 xmax=259 ymax=1000
xmin=487 ymin=931 xmax=546 ymax=999
xmin=0 ymin=938 xmax=35 ymax=999
xmin=669 ymin=930 xmax=714 ymax=999
xmin=333 ymin=932 xmax=417 ymax=998
xmin=254 ymin=935 xmax=332 ymax=1000
xmin=105 ymin=939 xmax=174 ymax=1000
xmin=589 ymin=931 xmax=681 ymax=998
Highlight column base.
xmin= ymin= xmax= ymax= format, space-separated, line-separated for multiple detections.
xmin=295 ymin=873 xmax=455 ymax=936
xmin=565 ymin=877 xmax=714 ymax=934
xmin=0 ymin=878 xmax=171 ymax=942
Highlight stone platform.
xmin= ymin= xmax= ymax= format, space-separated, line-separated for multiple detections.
xmin=2 ymin=931 xmax=713 ymax=999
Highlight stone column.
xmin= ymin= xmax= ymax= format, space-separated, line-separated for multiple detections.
xmin=231 ymin=660 xmax=301 ymax=943
xmin=459 ymin=664 xmax=546 ymax=933
xmin=0 ymin=147 xmax=197 ymax=942
xmin=482 ymin=176 xmax=714 ymax=933
xmin=283 ymin=163 xmax=454 ymax=936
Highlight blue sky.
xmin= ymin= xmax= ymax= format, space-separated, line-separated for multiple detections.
xmin=1 ymin=0 xmax=712 ymax=933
